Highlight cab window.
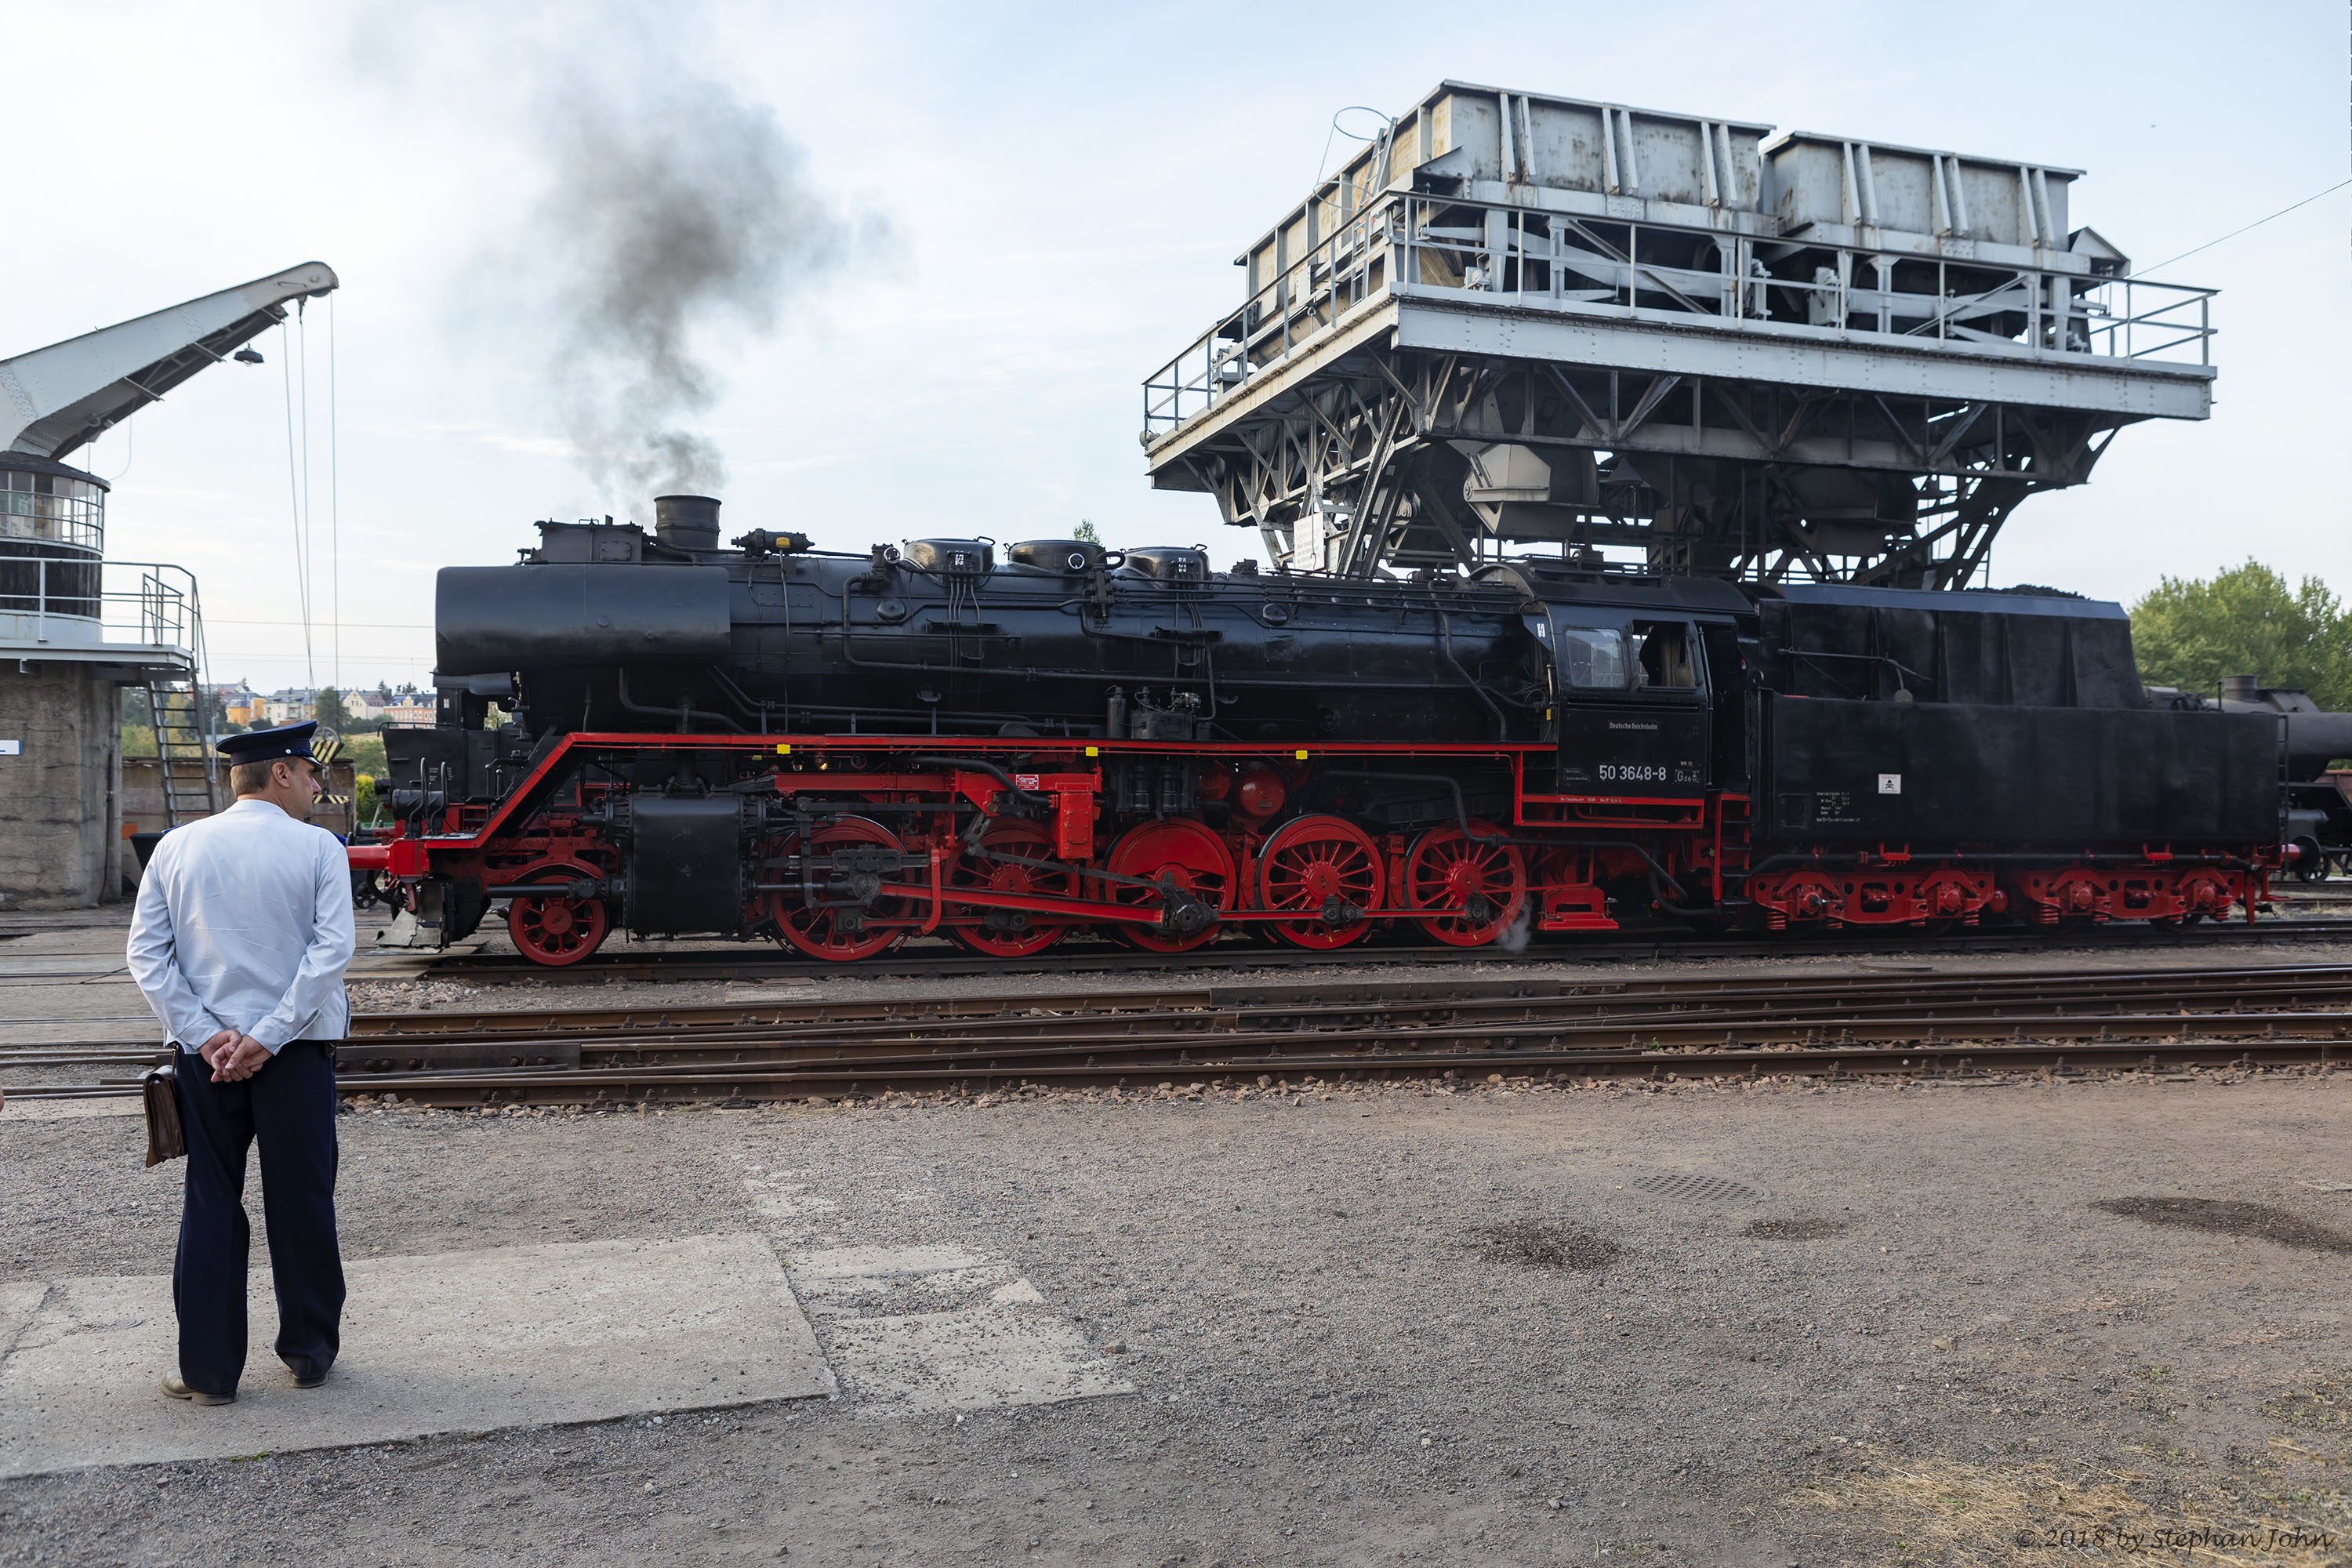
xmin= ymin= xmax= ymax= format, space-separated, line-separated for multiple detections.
xmin=1629 ymin=622 xmax=1697 ymax=689
xmin=1554 ymin=626 xmax=1629 ymax=689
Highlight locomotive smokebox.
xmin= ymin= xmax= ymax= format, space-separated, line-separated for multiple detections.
xmin=654 ymin=494 xmax=721 ymax=552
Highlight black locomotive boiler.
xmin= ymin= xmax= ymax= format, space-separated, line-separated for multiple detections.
xmin=351 ymin=495 xmax=2284 ymax=966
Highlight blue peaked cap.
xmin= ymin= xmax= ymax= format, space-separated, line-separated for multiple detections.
xmin=216 ymin=720 xmax=319 ymax=765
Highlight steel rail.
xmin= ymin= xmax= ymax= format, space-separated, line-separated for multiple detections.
xmin=18 ymin=973 xmax=2352 ymax=1072
xmin=376 ymin=918 xmax=2352 ymax=987
xmin=345 ymin=957 xmax=2352 ymax=1039
xmin=386 ymin=985 xmax=2352 ymax=1069
xmin=17 ymin=961 xmax=2352 ymax=1070
xmin=24 ymin=1007 xmax=2351 ymax=1096
xmin=391 ymin=1004 xmax=2352 ymax=1075
xmin=351 ymin=1037 xmax=2343 ymax=1104
xmin=17 ymin=1035 xmax=2334 ymax=1105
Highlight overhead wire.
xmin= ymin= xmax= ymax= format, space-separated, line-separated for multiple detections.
xmin=329 ymin=292 xmax=340 ymax=698
xmin=280 ymin=320 xmax=314 ymax=689
xmin=2136 ymin=177 xmax=2352 ymax=275
xmin=299 ymin=301 xmax=316 ymax=696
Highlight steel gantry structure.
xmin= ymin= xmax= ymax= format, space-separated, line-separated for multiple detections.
xmin=1142 ymin=85 xmax=2215 ymax=587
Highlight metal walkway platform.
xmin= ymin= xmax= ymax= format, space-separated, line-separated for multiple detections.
xmin=1143 ymin=83 xmax=2215 ymax=587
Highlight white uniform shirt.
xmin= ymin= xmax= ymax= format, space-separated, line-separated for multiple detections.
xmin=126 ymin=799 xmax=356 ymax=1054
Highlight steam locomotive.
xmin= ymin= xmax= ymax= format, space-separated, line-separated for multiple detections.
xmin=351 ymin=495 xmax=2299 ymax=967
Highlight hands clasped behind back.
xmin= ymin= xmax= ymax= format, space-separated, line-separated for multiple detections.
xmin=198 ymin=1029 xmax=274 ymax=1083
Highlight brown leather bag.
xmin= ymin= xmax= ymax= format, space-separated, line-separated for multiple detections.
xmin=143 ymin=1063 xmax=185 ymax=1167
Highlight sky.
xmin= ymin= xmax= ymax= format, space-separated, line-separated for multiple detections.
xmin=5 ymin=0 xmax=2347 ymax=693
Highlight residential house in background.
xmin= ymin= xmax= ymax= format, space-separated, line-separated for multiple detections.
xmin=209 ymin=682 xmax=263 ymax=728
xmin=379 ymin=696 xmax=436 ymax=726
xmin=263 ymin=688 xmax=317 ymax=724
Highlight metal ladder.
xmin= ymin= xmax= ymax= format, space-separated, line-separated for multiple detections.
xmin=146 ymin=677 xmax=216 ymax=827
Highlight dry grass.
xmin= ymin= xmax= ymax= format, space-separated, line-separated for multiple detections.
xmin=1785 ymin=1449 xmax=2346 ymax=1566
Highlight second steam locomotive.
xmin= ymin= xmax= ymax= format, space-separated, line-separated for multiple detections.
xmin=351 ymin=495 xmax=2308 ymax=967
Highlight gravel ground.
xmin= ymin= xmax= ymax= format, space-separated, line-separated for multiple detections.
xmin=4 ymin=910 xmax=2350 ymax=1565
xmin=5 ymin=1058 xmax=2350 ymax=1563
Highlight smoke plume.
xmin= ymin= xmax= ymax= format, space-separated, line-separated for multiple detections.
xmin=531 ymin=68 xmax=872 ymax=509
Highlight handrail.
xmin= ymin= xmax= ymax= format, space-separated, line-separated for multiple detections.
xmin=0 ymin=554 xmax=208 ymax=661
xmin=1144 ymin=186 xmax=2217 ymax=434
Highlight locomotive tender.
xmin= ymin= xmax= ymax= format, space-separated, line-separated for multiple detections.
xmin=351 ymin=495 xmax=2283 ymax=967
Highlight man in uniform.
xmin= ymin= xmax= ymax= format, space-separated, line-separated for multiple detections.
xmin=126 ymin=720 xmax=355 ymax=1406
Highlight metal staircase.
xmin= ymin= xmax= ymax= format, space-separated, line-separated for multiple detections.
xmin=145 ymin=677 xmax=216 ymax=826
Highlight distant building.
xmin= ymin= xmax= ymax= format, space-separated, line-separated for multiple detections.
xmin=379 ymin=699 xmax=436 ymax=727
xmin=263 ymin=687 xmax=317 ymax=725
xmin=209 ymin=682 xmax=263 ymax=728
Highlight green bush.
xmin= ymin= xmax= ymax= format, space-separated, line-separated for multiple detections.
xmin=336 ymin=732 xmax=387 ymax=779
xmin=2130 ymin=561 xmax=2352 ymax=710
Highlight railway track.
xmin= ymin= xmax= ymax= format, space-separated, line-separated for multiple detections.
xmin=368 ymin=916 xmax=2352 ymax=987
xmin=14 ymin=960 xmax=2349 ymax=1105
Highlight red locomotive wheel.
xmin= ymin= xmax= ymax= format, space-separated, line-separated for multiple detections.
xmin=1402 ymin=822 xmax=1527 ymax=947
xmin=1256 ymin=815 xmax=1383 ymax=949
xmin=506 ymin=862 xmax=610 ymax=967
xmin=1102 ymin=818 xmax=1236 ymax=953
xmin=762 ymin=818 xmax=914 ymax=963
xmin=948 ymin=818 xmax=1075 ymax=958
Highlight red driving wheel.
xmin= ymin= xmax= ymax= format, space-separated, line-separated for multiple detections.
xmin=760 ymin=817 xmax=913 ymax=963
xmin=1402 ymin=822 xmax=1527 ymax=946
xmin=506 ymin=861 xmax=610 ymax=967
xmin=1102 ymin=818 xmax=1236 ymax=953
xmin=948 ymin=818 xmax=1074 ymax=958
xmin=1256 ymin=815 xmax=1383 ymax=949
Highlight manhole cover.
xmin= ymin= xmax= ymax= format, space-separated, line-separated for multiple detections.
xmin=1628 ymin=1171 xmax=1769 ymax=1203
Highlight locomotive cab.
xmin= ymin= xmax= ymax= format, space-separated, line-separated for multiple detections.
xmin=1544 ymin=612 xmax=1711 ymax=796
xmin=1481 ymin=564 xmax=1752 ymax=799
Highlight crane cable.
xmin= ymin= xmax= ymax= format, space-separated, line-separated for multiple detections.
xmin=280 ymin=316 xmax=314 ymax=691
xmin=328 ymin=292 xmax=339 ymax=697
xmin=299 ymin=301 xmax=315 ymax=694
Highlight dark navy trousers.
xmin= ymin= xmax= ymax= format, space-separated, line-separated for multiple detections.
xmin=172 ymin=1040 xmax=344 ymax=1396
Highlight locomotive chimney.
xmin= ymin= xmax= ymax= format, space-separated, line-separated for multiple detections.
xmin=654 ymin=494 xmax=722 ymax=552
xmin=2221 ymin=673 xmax=2259 ymax=704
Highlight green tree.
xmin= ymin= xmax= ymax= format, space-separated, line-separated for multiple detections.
xmin=314 ymin=687 xmax=351 ymax=730
xmin=1073 ymin=520 xmax=1102 ymax=544
xmin=2129 ymin=562 xmax=2352 ymax=710
xmin=339 ymin=731 xmax=387 ymax=779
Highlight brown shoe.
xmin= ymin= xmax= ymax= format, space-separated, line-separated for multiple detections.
xmin=292 ymin=1369 xmax=327 ymax=1390
xmin=161 ymin=1374 xmax=234 ymax=1406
